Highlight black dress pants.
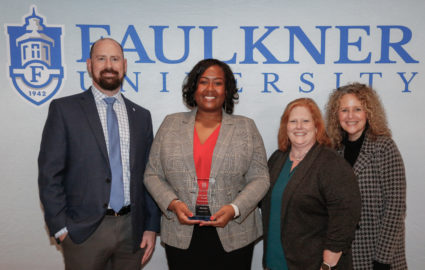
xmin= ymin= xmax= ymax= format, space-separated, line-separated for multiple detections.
xmin=165 ymin=225 xmax=254 ymax=270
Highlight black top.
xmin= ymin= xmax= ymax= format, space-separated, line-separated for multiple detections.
xmin=343 ymin=128 xmax=367 ymax=166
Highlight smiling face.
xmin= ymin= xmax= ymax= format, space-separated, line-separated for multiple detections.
xmin=87 ymin=39 xmax=127 ymax=96
xmin=194 ymin=65 xmax=226 ymax=114
xmin=287 ymin=106 xmax=317 ymax=149
xmin=338 ymin=93 xmax=368 ymax=141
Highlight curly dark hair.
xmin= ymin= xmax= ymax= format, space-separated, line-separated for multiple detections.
xmin=182 ymin=59 xmax=239 ymax=114
xmin=325 ymin=83 xmax=391 ymax=148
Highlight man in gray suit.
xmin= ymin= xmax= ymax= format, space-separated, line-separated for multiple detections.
xmin=38 ymin=38 xmax=160 ymax=270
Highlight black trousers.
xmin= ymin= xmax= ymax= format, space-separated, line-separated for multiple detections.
xmin=165 ymin=225 xmax=254 ymax=270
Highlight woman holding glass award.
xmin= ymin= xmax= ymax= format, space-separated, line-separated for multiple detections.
xmin=144 ymin=59 xmax=270 ymax=269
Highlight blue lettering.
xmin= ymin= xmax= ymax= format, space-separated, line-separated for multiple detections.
xmin=334 ymin=72 xmax=343 ymax=88
xmin=233 ymin=72 xmax=243 ymax=92
xmin=199 ymin=26 xmax=237 ymax=64
xmin=262 ymin=73 xmax=283 ymax=93
xmin=77 ymin=71 xmax=90 ymax=91
xmin=76 ymin=24 xmax=110 ymax=62
xmin=160 ymin=72 xmax=169 ymax=92
xmin=299 ymin=72 xmax=314 ymax=93
xmin=150 ymin=25 xmax=195 ymax=64
xmin=123 ymin=72 xmax=140 ymax=92
xmin=376 ymin=26 xmax=419 ymax=63
xmin=286 ymin=26 xmax=331 ymax=64
xmin=360 ymin=72 xmax=382 ymax=86
xmin=199 ymin=26 xmax=216 ymax=59
xmin=397 ymin=72 xmax=418 ymax=92
xmin=335 ymin=26 xmax=371 ymax=64
xmin=240 ymin=26 xmax=284 ymax=64
xmin=30 ymin=65 xmax=43 ymax=82
xmin=122 ymin=25 xmax=154 ymax=63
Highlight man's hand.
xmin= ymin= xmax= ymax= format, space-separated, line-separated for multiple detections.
xmin=168 ymin=200 xmax=200 ymax=225
xmin=200 ymin=205 xmax=234 ymax=228
xmin=58 ymin=232 xmax=68 ymax=243
xmin=140 ymin=231 xmax=156 ymax=265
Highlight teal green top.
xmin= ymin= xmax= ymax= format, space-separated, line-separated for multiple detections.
xmin=266 ymin=156 xmax=296 ymax=270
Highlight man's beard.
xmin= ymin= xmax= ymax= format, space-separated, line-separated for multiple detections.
xmin=93 ymin=68 xmax=124 ymax=91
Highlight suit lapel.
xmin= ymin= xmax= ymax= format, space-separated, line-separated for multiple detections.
xmin=180 ymin=110 xmax=197 ymax=179
xmin=123 ymin=95 xmax=137 ymax=171
xmin=353 ymin=132 xmax=373 ymax=175
xmin=281 ymin=143 xmax=322 ymax=222
xmin=79 ymin=88 xmax=109 ymax=164
xmin=338 ymin=131 xmax=374 ymax=175
xmin=209 ymin=112 xmax=235 ymax=179
xmin=269 ymin=151 xmax=288 ymax=187
xmin=180 ymin=110 xmax=235 ymax=180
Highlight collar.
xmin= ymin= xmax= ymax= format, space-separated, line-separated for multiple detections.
xmin=91 ymin=85 xmax=124 ymax=104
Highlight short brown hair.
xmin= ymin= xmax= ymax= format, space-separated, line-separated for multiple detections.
xmin=182 ymin=59 xmax=239 ymax=114
xmin=89 ymin=37 xmax=124 ymax=59
xmin=278 ymin=98 xmax=331 ymax=152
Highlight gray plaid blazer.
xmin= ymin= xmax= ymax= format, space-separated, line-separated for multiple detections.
xmin=144 ymin=110 xmax=270 ymax=252
xmin=338 ymin=132 xmax=407 ymax=269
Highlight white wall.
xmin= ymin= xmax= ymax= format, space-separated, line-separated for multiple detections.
xmin=1 ymin=0 xmax=424 ymax=269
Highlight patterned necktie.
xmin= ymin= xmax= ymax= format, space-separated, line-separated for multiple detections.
xmin=104 ymin=97 xmax=124 ymax=212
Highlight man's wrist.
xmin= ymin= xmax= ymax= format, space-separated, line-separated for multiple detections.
xmin=54 ymin=227 xmax=68 ymax=244
xmin=54 ymin=227 xmax=68 ymax=238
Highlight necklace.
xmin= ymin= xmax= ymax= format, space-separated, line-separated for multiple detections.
xmin=290 ymin=150 xmax=308 ymax=161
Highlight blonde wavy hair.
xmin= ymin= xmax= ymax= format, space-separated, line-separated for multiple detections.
xmin=278 ymin=98 xmax=331 ymax=152
xmin=325 ymin=83 xmax=391 ymax=148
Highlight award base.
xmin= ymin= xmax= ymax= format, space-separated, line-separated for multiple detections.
xmin=188 ymin=204 xmax=212 ymax=221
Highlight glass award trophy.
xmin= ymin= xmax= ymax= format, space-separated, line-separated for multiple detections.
xmin=189 ymin=178 xmax=212 ymax=221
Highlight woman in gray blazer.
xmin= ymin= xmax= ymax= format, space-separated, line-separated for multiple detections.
xmin=144 ymin=59 xmax=270 ymax=270
xmin=325 ymin=83 xmax=407 ymax=270
xmin=262 ymin=98 xmax=361 ymax=270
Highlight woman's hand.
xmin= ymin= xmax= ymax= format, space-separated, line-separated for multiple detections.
xmin=168 ymin=200 xmax=200 ymax=225
xmin=200 ymin=205 xmax=235 ymax=228
xmin=322 ymin=249 xmax=342 ymax=269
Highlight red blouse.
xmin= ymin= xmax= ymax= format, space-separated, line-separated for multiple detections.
xmin=193 ymin=124 xmax=221 ymax=205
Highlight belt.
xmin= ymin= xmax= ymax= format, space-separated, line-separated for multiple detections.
xmin=105 ymin=205 xmax=131 ymax=216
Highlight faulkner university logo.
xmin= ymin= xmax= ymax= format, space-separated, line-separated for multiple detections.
xmin=5 ymin=7 xmax=64 ymax=105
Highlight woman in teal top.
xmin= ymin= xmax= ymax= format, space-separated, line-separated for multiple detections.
xmin=265 ymin=157 xmax=295 ymax=270
xmin=261 ymin=98 xmax=361 ymax=270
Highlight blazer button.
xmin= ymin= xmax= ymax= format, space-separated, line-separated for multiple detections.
xmin=106 ymin=178 xmax=111 ymax=183
xmin=103 ymin=203 xmax=108 ymax=208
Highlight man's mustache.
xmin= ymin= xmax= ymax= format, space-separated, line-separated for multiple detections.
xmin=100 ymin=69 xmax=119 ymax=76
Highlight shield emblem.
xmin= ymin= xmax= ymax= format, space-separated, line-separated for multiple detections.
xmin=6 ymin=6 xmax=64 ymax=106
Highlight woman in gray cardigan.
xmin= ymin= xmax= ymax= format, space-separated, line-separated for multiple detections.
xmin=325 ymin=83 xmax=407 ymax=270
xmin=262 ymin=98 xmax=361 ymax=270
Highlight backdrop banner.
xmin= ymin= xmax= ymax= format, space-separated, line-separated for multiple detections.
xmin=1 ymin=1 xmax=424 ymax=269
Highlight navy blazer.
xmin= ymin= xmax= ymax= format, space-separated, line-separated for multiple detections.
xmin=38 ymin=89 xmax=160 ymax=251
